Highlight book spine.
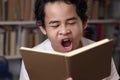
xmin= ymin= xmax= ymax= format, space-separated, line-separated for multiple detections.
xmin=96 ymin=23 xmax=103 ymax=41
xmin=86 ymin=0 xmax=93 ymax=19
xmin=7 ymin=0 xmax=17 ymax=21
xmin=9 ymin=28 xmax=16 ymax=55
xmin=0 ymin=27 xmax=5 ymax=56
xmin=91 ymin=0 xmax=99 ymax=20
xmin=64 ymin=57 xmax=71 ymax=78
xmin=0 ymin=0 xmax=2 ymax=21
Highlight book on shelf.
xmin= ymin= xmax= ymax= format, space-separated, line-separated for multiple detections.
xmin=9 ymin=28 xmax=16 ymax=56
xmin=92 ymin=0 xmax=99 ymax=19
xmin=23 ymin=0 xmax=34 ymax=21
xmin=96 ymin=23 xmax=103 ymax=41
xmin=86 ymin=0 xmax=93 ymax=19
xmin=0 ymin=27 xmax=5 ymax=56
xmin=7 ymin=0 xmax=18 ymax=21
xmin=0 ymin=0 xmax=2 ymax=21
xmin=0 ymin=25 xmax=43 ymax=56
xmin=103 ymin=0 xmax=110 ymax=19
xmin=0 ymin=26 xmax=18 ymax=56
xmin=20 ymin=38 xmax=113 ymax=80
xmin=20 ymin=0 xmax=25 ymax=21
xmin=4 ymin=26 xmax=11 ymax=56
xmin=85 ymin=23 xmax=105 ymax=41
xmin=21 ymin=28 xmax=29 ymax=47
xmin=21 ymin=28 xmax=42 ymax=48
xmin=0 ymin=0 xmax=35 ymax=21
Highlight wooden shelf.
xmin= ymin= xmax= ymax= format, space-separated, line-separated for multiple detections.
xmin=0 ymin=20 xmax=120 ymax=26
xmin=5 ymin=55 xmax=22 ymax=60
xmin=88 ymin=19 xmax=120 ymax=24
xmin=0 ymin=21 xmax=36 ymax=27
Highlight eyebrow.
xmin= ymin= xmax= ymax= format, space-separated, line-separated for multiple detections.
xmin=66 ymin=17 xmax=78 ymax=21
xmin=49 ymin=20 xmax=59 ymax=24
xmin=49 ymin=17 xmax=78 ymax=24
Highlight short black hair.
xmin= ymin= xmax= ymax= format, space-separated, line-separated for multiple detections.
xmin=34 ymin=0 xmax=88 ymax=28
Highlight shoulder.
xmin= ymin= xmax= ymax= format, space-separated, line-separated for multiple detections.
xmin=19 ymin=61 xmax=30 ymax=80
xmin=32 ymin=39 xmax=54 ymax=51
xmin=81 ymin=37 xmax=95 ymax=46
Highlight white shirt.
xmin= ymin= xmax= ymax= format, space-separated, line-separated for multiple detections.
xmin=19 ymin=37 xmax=120 ymax=80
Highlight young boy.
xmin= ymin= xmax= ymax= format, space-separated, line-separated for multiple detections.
xmin=20 ymin=0 xmax=119 ymax=80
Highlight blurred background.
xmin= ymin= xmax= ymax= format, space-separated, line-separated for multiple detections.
xmin=0 ymin=0 xmax=120 ymax=79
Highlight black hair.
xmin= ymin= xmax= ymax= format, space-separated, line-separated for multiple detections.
xmin=34 ymin=0 xmax=88 ymax=28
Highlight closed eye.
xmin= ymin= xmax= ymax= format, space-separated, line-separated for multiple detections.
xmin=66 ymin=17 xmax=78 ymax=25
xmin=67 ymin=21 xmax=77 ymax=25
xmin=68 ymin=22 xmax=76 ymax=25
xmin=50 ymin=25 xmax=59 ymax=28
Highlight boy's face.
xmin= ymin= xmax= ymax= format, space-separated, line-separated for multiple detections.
xmin=39 ymin=2 xmax=87 ymax=52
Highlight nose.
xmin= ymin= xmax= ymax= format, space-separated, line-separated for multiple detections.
xmin=58 ymin=28 xmax=71 ymax=36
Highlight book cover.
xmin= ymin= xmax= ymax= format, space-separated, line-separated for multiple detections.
xmin=20 ymin=39 xmax=113 ymax=80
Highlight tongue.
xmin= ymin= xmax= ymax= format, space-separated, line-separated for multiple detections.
xmin=62 ymin=41 xmax=72 ymax=52
xmin=63 ymin=40 xmax=71 ymax=47
xmin=64 ymin=44 xmax=72 ymax=52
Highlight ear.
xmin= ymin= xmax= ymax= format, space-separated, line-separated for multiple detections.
xmin=83 ymin=20 xmax=88 ymax=30
xmin=36 ymin=21 xmax=47 ymax=35
xmin=39 ymin=27 xmax=47 ymax=35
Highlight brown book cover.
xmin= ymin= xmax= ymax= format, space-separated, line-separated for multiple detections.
xmin=20 ymin=39 xmax=113 ymax=80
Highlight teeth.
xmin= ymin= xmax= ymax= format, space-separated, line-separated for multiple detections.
xmin=63 ymin=39 xmax=69 ymax=41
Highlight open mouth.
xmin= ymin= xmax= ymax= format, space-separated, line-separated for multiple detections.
xmin=61 ymin=38 xmax=72 ymax=52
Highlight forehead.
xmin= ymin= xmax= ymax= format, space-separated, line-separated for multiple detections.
xmin=45 ymin=2 xmax=76 ymax=14
xmin=44 ymin=2 xmax=78 ymax=21
xmin=45 ymin=1 xmax=74 ymax=7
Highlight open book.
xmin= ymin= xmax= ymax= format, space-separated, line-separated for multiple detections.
xmin=20 ymin=38 xmax=114 ymax=80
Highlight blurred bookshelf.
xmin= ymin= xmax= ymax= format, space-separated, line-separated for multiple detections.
xmin=0 ymin=21 xmax=42 ymax=58
xmin=0 ymin=0 xmax=120 ymax=79
xmin=0 ymin=19 xmax=120 ymax=58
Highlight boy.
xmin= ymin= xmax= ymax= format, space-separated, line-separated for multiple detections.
xmin=20 ymin=0 xmax=119 ymax=80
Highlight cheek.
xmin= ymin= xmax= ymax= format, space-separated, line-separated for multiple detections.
xmin=46 ymin=29 xmax=58 ymax=41
xmin=71 ymin=26 xmax=83 ymax=48
xmin=72 ymin=26 xmax=83 ymax=38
